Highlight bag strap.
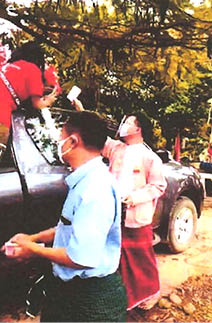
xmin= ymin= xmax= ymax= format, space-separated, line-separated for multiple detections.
xmin=0 ymin=71 xmax=21 ymax=106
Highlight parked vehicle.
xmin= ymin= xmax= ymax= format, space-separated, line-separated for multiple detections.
xmin=0 ymin=110 xmax=204 ymax=254
xmin=153 ymin=150 xmax=204 ymax=253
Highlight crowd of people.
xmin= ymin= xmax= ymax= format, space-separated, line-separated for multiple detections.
xmin=0 ymin=40 xmax=167 ymax=322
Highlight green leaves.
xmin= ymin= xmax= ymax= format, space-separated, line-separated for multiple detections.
xmin=1 ymin=0 xmax=212 ymax=157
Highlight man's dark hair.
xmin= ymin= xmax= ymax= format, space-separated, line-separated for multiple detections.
xmin=64 ymin=111 xmax=108 ymax=150
xmin=8 ymin=41 xmax=45 ymax=71
xmin=131 ymin=111 xmax=152 ymax=130
xmin=127 ymin=111 xmax=153 ymax=146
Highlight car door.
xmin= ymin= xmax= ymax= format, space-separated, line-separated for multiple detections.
xmin=0 ymin=142 xmax=24 ymax=245
xmin=11 ymin=111 xmax=69 ymax=235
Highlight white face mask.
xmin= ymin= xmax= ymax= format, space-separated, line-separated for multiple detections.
xmin=57 ymin=135 xmax=72 ymax=164
xmin=119 ymin=123 xmax=138 ymax=137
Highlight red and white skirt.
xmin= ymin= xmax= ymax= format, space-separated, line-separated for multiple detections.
xmin=119 ymin=224 xmax=160 ymax=311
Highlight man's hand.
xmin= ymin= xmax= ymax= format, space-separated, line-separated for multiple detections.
xmin=10 ymin=233 xmax=33 ymax=243
xmin=1 ymin=233 xmax=32 ymax=253
xmin=4 ymin=239 xmax=40 ymax=260
xmin=72 ymin=98 xmax=84 ymax=111
xmin=122 ymin=195 xmax=134 ymax=207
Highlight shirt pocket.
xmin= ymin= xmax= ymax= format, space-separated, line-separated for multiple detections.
xmin=132 ymin=167 xmax=146 ymax=188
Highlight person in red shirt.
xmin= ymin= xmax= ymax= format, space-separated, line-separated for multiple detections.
xmin=0 ymin=41 xmax=60 ymax=144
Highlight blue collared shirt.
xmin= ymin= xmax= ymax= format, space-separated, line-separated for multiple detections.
xmin=52 ymin=156 xmax=121 ymax=281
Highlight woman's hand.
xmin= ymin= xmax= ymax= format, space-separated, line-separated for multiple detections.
xmin=43 ymin=86 xmax=58 ymax=106
xmin=32 ymin=87 xmax=58 ymax=109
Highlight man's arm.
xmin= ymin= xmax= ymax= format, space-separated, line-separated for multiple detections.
xmin=14 ymin=242 xmax=85 ymax=269
xmin=9 ymin=227 xmax=56 ymax=245
xmin=4 ymin=228 xmax=87 ymax=269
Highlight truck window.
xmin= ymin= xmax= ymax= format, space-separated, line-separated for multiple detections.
xmin=25 ymin=108 xmax=70 ymax=165
xmin=25 ymin=115 xmax=60 ymax=165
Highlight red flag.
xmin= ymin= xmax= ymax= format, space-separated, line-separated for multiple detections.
xmin=174 ymin=132 xmax=181 ymax=162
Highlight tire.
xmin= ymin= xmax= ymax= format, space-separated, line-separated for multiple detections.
xmin=168 ymin=196 xmax=198 ymax=253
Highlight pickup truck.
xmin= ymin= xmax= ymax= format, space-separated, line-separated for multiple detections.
xmin=0 ymin=109 xmax=204 ymax=253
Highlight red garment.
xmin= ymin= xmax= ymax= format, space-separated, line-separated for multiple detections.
xmin=0 ymin=60 xmax=44 ymax=128
xmin=44 ymin=65 xmax=62 ymax=94
xmin=208 ymin=147 xmax=212 ymax=157
xmin=174 ymin=132 xmax=181 ymax=162
xmin=0 ymin=45 xmax=7 ymax=68
xmin=103 ymin=138 xmax=166 ymax=310
xmin=119 ymin=225 xmax=160 ymax=310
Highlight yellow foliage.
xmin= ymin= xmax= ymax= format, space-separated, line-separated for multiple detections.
xmin=168 ymin=29 xmax=183 ymax=40
xmin=153 ymin=127 xmax=162 ymax=137
xmin=199 ymin=122 xmax=211 ymax=140
xmin=153 ymin=126 xmax=167 ymax=149
xmin=6 ymin=0 xmax=212 ymax=94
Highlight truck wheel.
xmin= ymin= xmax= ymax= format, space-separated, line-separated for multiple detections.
xmin=168 ymin=197 xmax=197 ymax=253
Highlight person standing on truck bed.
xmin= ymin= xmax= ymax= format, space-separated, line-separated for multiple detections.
xmin=0 ymin=41 xmax=60 ymax=145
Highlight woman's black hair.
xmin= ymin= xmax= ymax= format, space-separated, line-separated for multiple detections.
xmin=8 ymin=41 xmax=45 ymax=71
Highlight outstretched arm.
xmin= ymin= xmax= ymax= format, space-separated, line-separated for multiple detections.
xmin=72 ymin=98 xmax=84 ymax=111
xmin=31 ymin=87 xmax=58 ymax=110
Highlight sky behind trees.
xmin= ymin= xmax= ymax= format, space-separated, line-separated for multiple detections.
xmin=0 ymin=0 xmax=206 ymax=34
xmin=0 ymin=0 xmax=105 ymax=33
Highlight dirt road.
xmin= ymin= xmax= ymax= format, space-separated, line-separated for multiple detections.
xmin=157 ymin=196 xmax=212 ymax=296
xmin=127 ymin=196 xmax=212 ymax=322
xmin=0 ymin=197 xmax=211 ymax=322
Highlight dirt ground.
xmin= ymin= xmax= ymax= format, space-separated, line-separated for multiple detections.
xmin=128 ymin=195 xmax=212 ymax=323
xmin=0 ymin=197 xmax=211 ymax=323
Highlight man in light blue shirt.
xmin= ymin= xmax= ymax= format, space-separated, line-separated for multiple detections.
xmin=53 ymin=156 xmax=121 ymax=280
xmin=5 ymin=110 xmax=127 ymax=322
